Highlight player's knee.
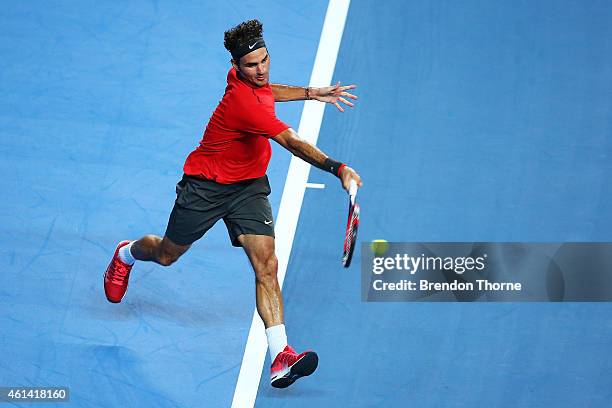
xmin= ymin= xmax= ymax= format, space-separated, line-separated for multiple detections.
xmin=255 ymin=253 xmax=278 ymax=284
xmin=157 ymin=251 xmax=179 ymax=267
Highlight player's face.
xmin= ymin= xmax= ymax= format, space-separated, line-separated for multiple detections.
xmin=235 ymin=47 xmax=270 ymax=87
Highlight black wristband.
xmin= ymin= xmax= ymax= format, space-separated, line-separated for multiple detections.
xmin=317 ymin=157 xmax=345 ymax=177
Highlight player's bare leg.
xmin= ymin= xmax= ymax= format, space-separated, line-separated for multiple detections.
xmin=104 ymin=235 xmax=190 ymax=303
xmin=131 ymin=235 xmax=191 ymax=266
xmin=239 ymin=234 xmax=318 ymax=388
xmin=238 ymin=234 xmax=283 ymax=327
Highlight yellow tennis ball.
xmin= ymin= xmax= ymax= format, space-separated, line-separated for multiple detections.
xmin=370 ymin=239 xmax=389 ymax=256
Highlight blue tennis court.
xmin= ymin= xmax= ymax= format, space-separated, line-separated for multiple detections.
xmin=2 ymin=1 xmax=612 ymax=407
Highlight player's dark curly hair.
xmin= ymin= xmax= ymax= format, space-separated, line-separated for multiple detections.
xmin=224 ymin=19 xmax=263 ymax=52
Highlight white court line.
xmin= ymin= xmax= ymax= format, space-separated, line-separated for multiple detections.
xmin=230 ymin=1 xmax=351 ymax=407
xmin=305 ymin=182 xmax=326 ymax=189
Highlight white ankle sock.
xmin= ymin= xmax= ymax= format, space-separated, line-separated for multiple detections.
xmin=118 ymin=241 xmax=136 ymax=265
xmin=265 ymin=324 xmax=288 ymax=361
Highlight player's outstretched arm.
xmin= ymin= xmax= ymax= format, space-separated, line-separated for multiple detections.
xmin=270 ymin=83 xmax=357 ymax=112
xmin=272 ymin=128 xmax=362 ymax=191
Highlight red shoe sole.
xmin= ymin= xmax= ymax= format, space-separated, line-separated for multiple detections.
xmin=105 ymin=293 xmax=122 ymax=304
xmin=271 ymin=351 xmax=318 ymax=389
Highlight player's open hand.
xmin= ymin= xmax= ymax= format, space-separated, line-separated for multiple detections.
xmin=340 ymin=166 xmax=362 ymax=192
xmin=312 ymin=82 xmax=358 ymax=112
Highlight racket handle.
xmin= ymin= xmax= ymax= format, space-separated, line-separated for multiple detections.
xmin=348 ymin=179 xmax=358 ymax=197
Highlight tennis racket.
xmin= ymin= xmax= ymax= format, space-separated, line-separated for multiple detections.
xmin=342 ymin=179 xmax=360 ymax=267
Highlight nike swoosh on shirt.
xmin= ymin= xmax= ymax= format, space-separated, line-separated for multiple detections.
xmin=264 ymin=220 xmax=273 ymax=225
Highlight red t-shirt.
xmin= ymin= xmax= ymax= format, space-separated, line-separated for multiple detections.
xmin=183 ymin=68 xmax=290 ymax=184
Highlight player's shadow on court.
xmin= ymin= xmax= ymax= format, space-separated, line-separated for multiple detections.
xmin=87 ymin=295 xmax=240 ymax=327
xmin=263 ymin=384 xmax=332 ymax=399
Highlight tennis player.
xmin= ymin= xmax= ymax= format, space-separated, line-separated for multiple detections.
xmin=104 ymin=19 xmax=362 ymax=388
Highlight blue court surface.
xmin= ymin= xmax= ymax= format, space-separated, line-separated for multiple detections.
xmin=2 ymin=1 xmax=612 ymax=407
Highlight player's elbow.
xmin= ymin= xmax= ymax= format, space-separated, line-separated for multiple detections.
xmin=273 ymin=128 xmax=302 ymax=153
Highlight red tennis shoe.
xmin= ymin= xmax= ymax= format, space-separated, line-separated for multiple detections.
xmin=270 ymin=345 xmax=318 ymax=388
xmin=104 ymin=240 xmax=133 ymax=303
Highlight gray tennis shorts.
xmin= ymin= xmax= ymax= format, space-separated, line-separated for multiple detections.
xmin=165 ymin=174 xmax=275 ymax=247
